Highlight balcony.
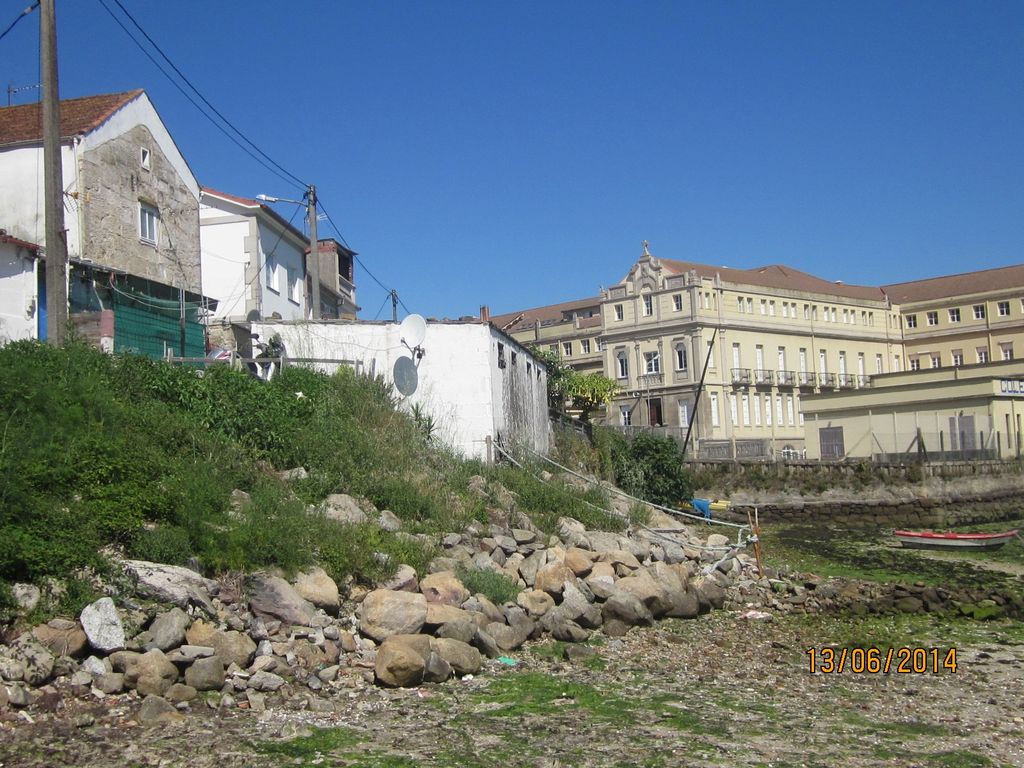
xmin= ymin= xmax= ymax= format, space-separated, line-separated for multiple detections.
xmin=818 ymin=372 xmax=837 ymax=388
xmin=753 ymin=369 xmax=774 ymax=386
xmin=637 ymin=372 xmax=663 ymax=388
xmin=776 ymin=370 xmax=796 ymax=386
xmin=856 ymin=374 xmax=872 ymax=388
xmin=730 ymin=367 xmax=752 ymax=385
xmin=797 ymin=371 xmax=816 ymax=388
xmin=837 ymin=373 xmax=856 ymax=389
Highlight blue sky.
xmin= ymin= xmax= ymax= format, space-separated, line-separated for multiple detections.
xmin=3 ymin=1 xmax=1023 ymax=319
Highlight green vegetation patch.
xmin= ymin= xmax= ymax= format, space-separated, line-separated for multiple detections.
xmin=455 ymin=566 xmax=521 ymax=605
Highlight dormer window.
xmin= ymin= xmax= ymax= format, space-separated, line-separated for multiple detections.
xmin=140 ymin=147 xmax=151 ymax=171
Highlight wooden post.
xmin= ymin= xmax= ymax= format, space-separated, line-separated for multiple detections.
xmin=486 ymin=435 xmax=493 ymax=465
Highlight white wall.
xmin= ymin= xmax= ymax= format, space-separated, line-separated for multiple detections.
xmin=0 ymin=144 xmax=79 ymax=254
xmin=251 ymin=320 xmax=549 ymax=459
xmin=199 ymin=215 xmax=251 ymax=319
xmin=0 ymin=242 xmax=38 ymax=343
xmin=256 ymin=219 xmax=307 ymax=321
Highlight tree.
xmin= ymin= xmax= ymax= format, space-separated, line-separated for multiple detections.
xmin=533 ymin=347 xmax=618 ymax=423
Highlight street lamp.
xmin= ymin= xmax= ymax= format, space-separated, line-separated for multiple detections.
xmin=257 ymin=185 xmax=320 ymax=320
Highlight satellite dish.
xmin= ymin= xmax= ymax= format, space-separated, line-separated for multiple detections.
xmin=399 ymin=313 xmax=427 ymax=349
xmin=393 ymin=356 xmax=418 ymax=397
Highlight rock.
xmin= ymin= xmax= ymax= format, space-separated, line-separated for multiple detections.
xmin=425 ymin=603 xmax=473 ymax=627
xmin=585 ymin=562 xmax=617 ymax=600
xmin=436 ymin=619 xmax=477 ymax=645
xmin=0 ymin=684 xmax=7 ymax=708
xmin=423 ymin=652 xmax=452 ymax=683
xmin=184 ymin=622 xmax=256 ymax=668
xmin=379 ymin=564 xmax=419 ymax=592
xmin=148 ymin=607 xmax=190 ymax=652
xmin=82 ymin=656 xmax=108 ymax=676
xmin=602 ymin=619 xmax=631 ymax=637
xmin=0 ymin=657 xmax=26 ymax=682
xmin=122 ymin=560 xmax=218 ymax=610
xmin=420 ymin=572 xmax=470 ymax=606
xmin=321 ymin=493 xmax=368 ymax=524
xmin=80 ymin=597 xmax=126 ymax=653
xmin=247 ymin=573 xmax=317 ymax=626
xmin=5 ymin=683 xmax=30 ymax=707
xmin=471 ymin=628 xmax=500 ymax=658
xmin=248 ymin=670 xmax=286 ymax=692
xmin=293 ymin=567 xmax=340 ymax=615
xmin=615 ymin=574 xmax=672 ymax=617
xmin=430 ymin=638 xmax=482 ymax=675
xmin=665 ymin=589 xmax=700 ymax=619
xmin=602 ymin=592 xmax=654 ymax=627
xmin=706 ymin=533 xmax=730 ymax=548
xmin=534 ymin=563 xmax=576 ymax=597
xmin=278 ymin=467 xmax=308 ymax=482
xmin=247 ymin=691 xmax=267 ymax=712
xmin=94 ymin=672 xmax=125 ymax=695
xmin=11 ymin=637 xmax=55 ymax=686
xmin=895 ymin=596 xmax=924 ymax=613
xmin=165 ymin=683 xmax=198 ymax=703
xmin=516 ymin=589 xmax=555 ymax=617
xmin=125 ymin=649 xmax=179 ymax=696
xmin=565 ymin=645 xmax=598 ymax=663
xmin=12 ymin=584 xmax=41 ymax=614
xmin=184 ymin=656 xmax=225 ymax=691
xmin=485 ymin=622 xmax=528 ymax=652
xmin=137 ymin=694 xmax=184 ymax=724
xmin=564 ymin=548 xmax=594 ymax=576
xmin=552 ymin=582 xmax=603 ymax=629
xmin=546 ymin=616 xmax=590 ymax=643
xmin=518 ymin=550 xmax=546 ymax=587
xmin=378 ymin=510 xmax=403 ymax=532
xmin=695 ymin=579 xmax=726 ymax=610
xmin=375 ymin=636 xmax=427 ymax=687
xmin=597 ymin=549 xmax=642 ymax=572
xmin=32 ymin=619 xmax=88 ymax=658
xmin=359 ymin=590 xmax=428 ymax=642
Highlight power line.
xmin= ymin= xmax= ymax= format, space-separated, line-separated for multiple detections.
xmin=371 ymin=293 xmax=392 ymax=321
xmin=318 ymin=198 xmax=396 ymax=298
xmin=95 ymin=0 xmax=305 ymax=192
xmin=0 ymin=2 xmax=38 ymax=44
xmin=107 ymin=0 xmax=307 ymax=191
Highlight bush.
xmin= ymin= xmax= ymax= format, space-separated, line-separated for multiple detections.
xmin=456 ymin=566 xmax=521 ymax=605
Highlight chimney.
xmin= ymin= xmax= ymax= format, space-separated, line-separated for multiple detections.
xmin=480 ymin=305 xmax=490 ymax=323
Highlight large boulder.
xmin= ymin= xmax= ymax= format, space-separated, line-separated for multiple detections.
xmin=248 ymin=573 xmax=317 ymax=626
xmin=321 ymin=493 xmax=369 ymax=525
xmin=9 ymin=637 xmax=54 ymax=686
xmin=420 ymin=572 xmax=470 ymax=606
xmin=147 ymin=608 xmax=190 ymax=652
xmin=516 ymin=589 xmax=555 ymax=617
xmin=358 ymin=590 xmax=428 ymax=642
xmin=124 ymin=649 xmax=179 ymax=697
xmin=32 ymin=619 xmax=87 ymax=658
xmin=122 ymin=560 xmax=217 ymax=610
xmin=184 ymin=656 xmax=225 ymax=692
xmin=80 ymin=598 xmax=125 ymax=653
xmin=292 ymin=567 xmax=340 ymax=615
xmin=375 ymin=635 xmax=428 ymax=687
xmin=534 ymin=563 xmax=576 ymax=598
xmin=430 ymin=638 xmax=481 ymax=676
xmin=601 ymin=591 xmax=654 ymax=627
xmin=184 ymin=621 xmax=256 ymax=668
xmin=136 ymin=694 xmax=184 ymax=725
xmin=564 ymin=548 xmax=594 ymax=577
xmin=378 ymin=564 xmax=419 ymax=593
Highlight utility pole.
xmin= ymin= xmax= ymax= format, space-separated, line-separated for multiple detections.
xmin=41 ymin=0 xmax=68 ymax=345
xmin=307 ymin=184 xmax=320 ymax=320
xmin=391 ymin=290 xmax=398 ymax=323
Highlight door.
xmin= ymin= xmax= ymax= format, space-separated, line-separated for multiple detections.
xmin=647 ymin=398 xmax=663 ymax=427
xmin=819 ymin=427 xmax=845 ymax=459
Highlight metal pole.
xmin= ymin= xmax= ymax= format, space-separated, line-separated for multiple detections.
xmin=178 ymin=285 xmax=186 ymax=356
xmin=391 ymin=290 xmax=398 ymax=323
xmin=41 ymin=0 xmax=68 ymax=345
xmin=307 ymin=184 xmax=320 ymax=320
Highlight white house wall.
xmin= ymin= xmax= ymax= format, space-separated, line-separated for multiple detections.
xmin=0 ymin=144 xmax=80 ymax=254
xmin=199 ymin=216 xmax=251 ymax=319
xmin=0 ymin=242 xmax=37 ymax=342
xmin=252 ymin=321 xmax=549 ymax=460
xmin=256 ymin=219 xmax=307 ymax=321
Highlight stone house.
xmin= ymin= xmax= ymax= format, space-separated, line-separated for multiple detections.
xmin=0 ymin=90 xmax=209 ymax=355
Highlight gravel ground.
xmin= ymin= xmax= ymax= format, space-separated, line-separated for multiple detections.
xmin=2 ymin=610 xmax=1021 ymax=768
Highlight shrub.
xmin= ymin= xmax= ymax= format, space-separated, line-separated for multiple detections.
xmin=456 ymin=566 xmax=521 ymax=605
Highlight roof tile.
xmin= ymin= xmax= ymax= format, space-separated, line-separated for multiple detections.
xmin=0 ymin=90 xmax=144 ymax=146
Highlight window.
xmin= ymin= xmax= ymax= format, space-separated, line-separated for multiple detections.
xmin=949 ymin=308 xmax=961 ymax=323
xmin=764 ymin=394 xmax=772 ymax=426
xmin=581 ymin=339 xmax=591 ymax=354
xmin=830 ymin=307 xmax=837 ymax=322
xmin=139 ymin=203 xmax=158 ymax=245
xmin=673 ymin=294 xmax=682 ymax=311
xmin=265 ymin=254 xmax=279 ymax=292
xmin=952 ymin=350 xmax=963 ymax=367
xmin=973 ymin=305 xmax=985 ymax=319
xmin=977 ymin=347 xmax=989 ymax=364
xmin=906 ymin=314 xmax=917 ymax=329
xmin=140 ymin=147 xmax=151 ymax=171
xmin=811 ymin=306 xmax=818 ymax=321
xmin=875 ymin=353 xmax=883 ymax=374
xmin=786 ymin=396 xmax=795 ymax=426
xmin=775 ymin=395 xmax=784 ymax=426
xmin=741 ymin=394 xmax=751 ymax=426
xmin=678 ymin=401 xmax=689 ymax=428
xmin=759 ymin=299 xmax=766 ymax=315
xmin=926 ymin=311 xmax=938 ymax=326
xmin=707 ymin=340 xmax=716 ymax=368
xmin=642 ymin=295 xmax=653 ymax=316
xmin=842 ymin=309 xmax=849 ymax=324
xmin=782 ymin=303 xmax=789 ymax=319
xmin=616 ymin=352 xmax=629 ymax=379
xmin=497 ymin=343 xmax=506 ymax=369
xmin=803 ymin=304 xmax=810 ymax=320
xmin=737 ymin=296 xmax=745 ymax=313
xmin=909 ymin=358 xmax=921 ymax=371
xmin=769 ymin=301 xmax=776 ymax=316
xmin=746 ymin=297 xmax=753 ymax=313
xmin=675 ymin=344 xmax=688 ymax=371
xmin=288 ymin=268 xmax=301 ymax=303
xmin=709 ymin=392 xmax=720 ymax=427
xmin=777 ymin=346 xmax=786 ymax=371
xmin=729 ymin=394 xmax=739 ymax=426
xmin=1001 ymin=343 xmax=1014 ymax=361
xmin=644 ymin=351 xmax=661 ymax=374
xmin=930 ymin=355 xmax=940 ymax=369
xmin=998 ymin=301 xmax=1010 ymax=317
xmin=562 ymin=342 xmax=573 ymax=357
xmin=753 ymin=394 xmax=762 ymax=426
xmin=868 ymin=312 xmax=874 ymax=325
xmin=548 ymin=344 xmax=558 ymax=354
xmin=620 ymin=406 xmax=632 ymax=426
xmin=614 ymin=304 xmax=623 ymax=321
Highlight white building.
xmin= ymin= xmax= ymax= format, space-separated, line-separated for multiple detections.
xmin=0 ymin=231 xmax=39 ymax=343
xmin=251 ymin=319 xmax=550 ymax=460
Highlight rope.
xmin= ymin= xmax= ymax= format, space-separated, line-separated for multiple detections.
xmin=517 ymin=442 xmax=749 ymax=537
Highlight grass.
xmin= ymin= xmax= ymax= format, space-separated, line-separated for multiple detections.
xmin=455 ymin=566 xmax=521 ymax=605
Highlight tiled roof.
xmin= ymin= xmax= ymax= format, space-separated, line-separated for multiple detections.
xmin=0 ymin=231 xmax=40 ymax=251
xmin=655 ymin=257 xmax=885 ymax=302
xmin=882 ymin=264 xmax=1024 ymax=304
xmin=0 ymin=90 xmax=144 ymax=146
xmin=201 ymin=187 xmax=309 ymax=247
xmin=491 ymin=296 xmax=602 ymax=333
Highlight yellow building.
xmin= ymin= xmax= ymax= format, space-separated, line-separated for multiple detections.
xmin=801 ymin=358 xmax=1024 ymax=460
xmin=884 ymin=265 xmax=1024 ymax=371
xmin=601 ymin=245 xmax=903 ymax=458
xmin=492 ymin=297 xmax=604 ymax=376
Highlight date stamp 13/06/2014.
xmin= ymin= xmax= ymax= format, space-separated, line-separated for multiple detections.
xmin=806 ymin=647 xmax=958 ymax=675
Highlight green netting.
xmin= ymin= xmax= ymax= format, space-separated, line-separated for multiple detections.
xmin=112 ymin=289 xmax=204 ymax=360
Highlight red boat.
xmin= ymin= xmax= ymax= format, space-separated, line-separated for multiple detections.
xmin=893 ymin=529 xmax=1019 ymax=550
